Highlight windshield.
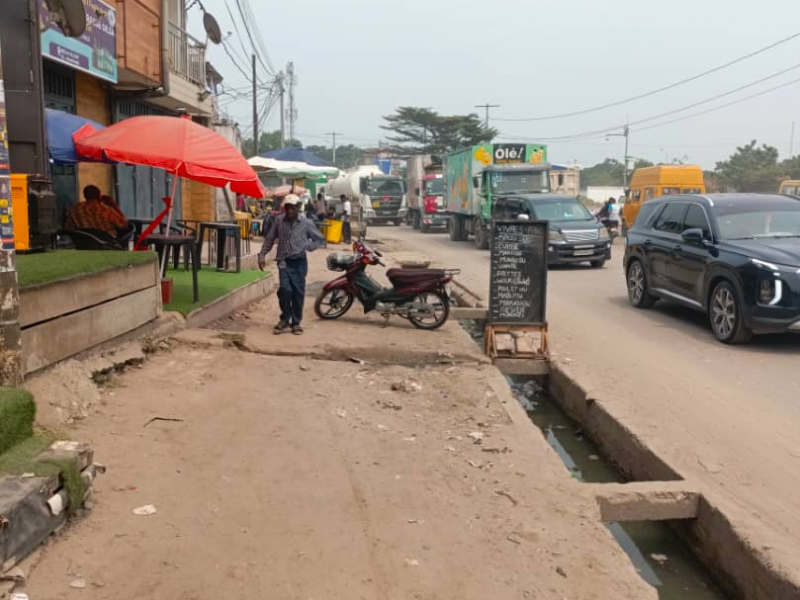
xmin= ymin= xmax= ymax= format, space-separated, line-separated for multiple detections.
xmin=533 ymin=198 xmax=593 ymax=222
xmin=716 ymin=200 xmax=800 ymax=239
xmin=490 ymin=171 xmax=549 ymax=195
xmin=368 ymin=179 xmax=404 ymax=196
xmin=424 ymin=178 xmax=444 ymax=196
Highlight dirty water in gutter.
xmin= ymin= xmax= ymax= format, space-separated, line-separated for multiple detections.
xmin=460 ymin=320 xmax=728 ymax=600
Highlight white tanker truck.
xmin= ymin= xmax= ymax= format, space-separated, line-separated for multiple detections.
xmin=327 ymin=166 xmax=407 ymax=236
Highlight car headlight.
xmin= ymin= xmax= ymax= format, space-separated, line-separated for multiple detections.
xmin=598 ymin=227 xmax=609 ymax=240
xmin=548 ymin=230 xmax=566 ymax=243
xmin=750 ymin=258 xmax=800 ymax=273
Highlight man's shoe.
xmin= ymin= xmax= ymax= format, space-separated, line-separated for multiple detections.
xmin=273 ymin=320 xmax=291 ymax=334
xmin=292 ymin=325 xmax=304 ymax=335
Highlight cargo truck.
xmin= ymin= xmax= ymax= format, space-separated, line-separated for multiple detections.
xmin=445 ymin=143 xmax=550 ymax=248
xmin=327 ymin=165 xmax=407 ymax=235
xmin=406 ymin=155 xmax=446 ymax=233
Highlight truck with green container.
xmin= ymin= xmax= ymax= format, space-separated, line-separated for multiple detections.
xmin=445 ymin=143 xmax=551 ymax=248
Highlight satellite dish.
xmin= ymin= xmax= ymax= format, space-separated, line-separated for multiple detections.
xmin=44 ymin=0 xmax=87 ymax=38
xmin=203 ymin=12 xmax=223 ymax=45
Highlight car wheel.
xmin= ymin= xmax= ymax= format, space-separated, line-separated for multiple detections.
xmin=626 ymin=260 xmax=657 ymax=308
xmin=590 ymin=259 xmax=606 ymax=268
xmin=474 ymin=220 xmax=489 ymax=250
xmin=709 ymin=281 xmax=752 ymax=344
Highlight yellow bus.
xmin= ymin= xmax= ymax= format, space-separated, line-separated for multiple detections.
xmin=622 ymin=165 xmax=705 ymax=232
xmin=778 ymin=180 xmax=800 ymax=196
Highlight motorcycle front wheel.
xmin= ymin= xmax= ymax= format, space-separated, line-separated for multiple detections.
xmin=314 ymin=289 xmax=354 ymax=320
xmin=408 ymin=291 xmax=450 ymax=330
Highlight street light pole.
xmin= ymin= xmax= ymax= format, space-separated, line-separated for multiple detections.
xmin=475 ymin=103 xmax=500 ymax=128
xmin=607 ymin=125 xmax=631 ymax=187
xmin=326 ymin=131 xmax=342 ymax=165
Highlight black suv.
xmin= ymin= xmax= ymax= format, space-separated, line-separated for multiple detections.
xmin=623 ymin=193 xmax=800 ymax=343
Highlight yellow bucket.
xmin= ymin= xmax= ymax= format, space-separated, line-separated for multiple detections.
xmin=324 ymin=219 xmax=343 ymax=244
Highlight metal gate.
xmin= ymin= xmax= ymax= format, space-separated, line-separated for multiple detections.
xmin=113 ymin=99 xmax=182 ymax=220
xmin=43 ymin=62 xmax=77 ymax=227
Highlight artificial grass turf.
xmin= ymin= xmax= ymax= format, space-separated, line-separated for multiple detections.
xmin=0 ymin=387 xmax=36 ymax=455
xmin=163 ymin=266 xmax=270 ymax=316
xmin=16 ymin=250 xmax=156 ymax=288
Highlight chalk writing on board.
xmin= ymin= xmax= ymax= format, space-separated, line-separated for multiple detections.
xmin=489 ymin=221 xmax=547 ymax=324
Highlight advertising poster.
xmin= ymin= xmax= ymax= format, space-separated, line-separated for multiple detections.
xmin=0 ymin=42 xmax=14 ymax=251
xmin=39 ymin=0 xmax=117 ymax=83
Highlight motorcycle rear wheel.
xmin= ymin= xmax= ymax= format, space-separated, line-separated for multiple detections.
xmin=408 ymin=291 xmax=449 ymax=330
xmin=314 ymin=289 xmax=354 ymax=320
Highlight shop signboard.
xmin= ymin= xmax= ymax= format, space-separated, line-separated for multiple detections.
xmin=39 ymin=0 xmax=117 ymax=83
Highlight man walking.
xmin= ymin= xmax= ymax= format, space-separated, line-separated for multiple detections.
xmin=258 ymin=195 xmax=325 ymax=335
xmin=340 ymin=194 xmax=352 ymax=244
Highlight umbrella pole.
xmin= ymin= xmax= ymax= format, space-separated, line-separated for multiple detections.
xmin=159 ymin=175 xmax=180 ymax=276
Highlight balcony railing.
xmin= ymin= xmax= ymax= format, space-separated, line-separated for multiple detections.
xmin=167 ymin=21 xmax=205 ymax=87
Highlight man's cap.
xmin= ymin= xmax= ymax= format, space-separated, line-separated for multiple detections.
xmin=283 ymin=194 xmax=300 ymax=206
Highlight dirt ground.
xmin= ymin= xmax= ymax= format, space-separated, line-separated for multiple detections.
xmin=376 ymin=227 xmax=800 ymax=587
xmin=16 ymin=246 xmax=656 ymax=600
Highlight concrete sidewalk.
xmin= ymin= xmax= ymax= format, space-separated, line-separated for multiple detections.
xmin=18 ymin=247 xmax=655 ymax=600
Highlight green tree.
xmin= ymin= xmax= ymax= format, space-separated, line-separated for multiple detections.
xmin=380 ymin=107 xmax=497 ymax=155
xmin=778 ymin=155 xmax=800 ymax=180
xmin=305 ymin=144 xmax=365 ymax=170
xmin=715 ymin=140 xmax=781 ymax=192
xmin=581 ymin=158 xmax=652 ymax=188
xmin=242 ymin=130 xmax=303 ymax=157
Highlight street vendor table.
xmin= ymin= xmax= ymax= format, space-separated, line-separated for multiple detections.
xmin=141 ymin=233 xmax=199 ymax=303
xmin=198 ymin=221 xmax=241 ymax=273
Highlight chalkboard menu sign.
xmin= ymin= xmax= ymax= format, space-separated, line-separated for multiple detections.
xmin=489 ymin=220 xmax=548 ymax=325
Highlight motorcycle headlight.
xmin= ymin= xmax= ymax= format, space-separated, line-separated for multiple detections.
xmin=598 ymin=227 xmax=609 ymax=240
xmin=548 ymin=230 xmax=566 ymax=243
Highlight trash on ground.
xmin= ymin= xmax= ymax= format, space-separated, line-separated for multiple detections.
xmin=69 ymin=578 xmax=87 ymax=589
xmin=467 ymin=460 xmax=482 ymax=469
xmin=556 ymin=566 xmax=567 ymax=578
xmin=494 ymin=489 xmax=519 ymax=506
xmin=143 ymin=416 xmax=185 ymax=428
xmin=132 ymin=504 xmax=157 ymax=516
xmin=404 ymin=558 xmax=420 ymax=567
xmin=468 ymin=431 xmax=485 ymax=443
xmin=10 ymin=593 xmax=29 ymax=600
xmin=402 ymin=436 xmax=416 ymax=442
xmin=377 ymin=424 xmax=388 ymax=431
xmin=391 ymin=380 xmax=422 ymax=393
xmin=335 ymin=408 xmax=347 ymax=418
xmin=650 ymin=553 xmax=669 ymax=564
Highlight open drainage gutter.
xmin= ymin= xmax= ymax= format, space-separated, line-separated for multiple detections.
xmin=460 ymin=320 xmax=736 ymax=600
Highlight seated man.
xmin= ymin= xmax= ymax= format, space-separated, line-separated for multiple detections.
xmin=66 ymin=185 xmax=129 ymax=242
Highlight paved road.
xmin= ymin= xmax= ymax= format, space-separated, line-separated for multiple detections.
xmin=378 ymin=225 xmax=800 ymax=576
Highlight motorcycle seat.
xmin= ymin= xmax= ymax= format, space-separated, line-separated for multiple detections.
xmin=386 ymin=268 xmax=447 ymax=286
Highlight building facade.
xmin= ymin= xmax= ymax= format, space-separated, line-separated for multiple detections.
xmin=4 ymin=0 xmax=224 ymax=225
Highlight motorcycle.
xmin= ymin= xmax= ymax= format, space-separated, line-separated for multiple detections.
xmin=314 ymin=239 xmax=459 ymax=330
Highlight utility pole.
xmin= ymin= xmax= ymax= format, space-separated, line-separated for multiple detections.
xmin=286 ymin=61 xmax=296 ymax=142
xmin=790 ymin=121 xmax=795 ymax=158
xmin=607 ymin=124 xmax=630 ymax=187
xmin=278 ymin=71 xmax=285 ymax=148
xmin=251 ymin=54 xmax=258 ymax=156
xmin=0 ymin=41 xmax=22 ymax=385
xmin=326 ymin=131 xmax=342 ymax=165
xmin=475 ymin=103 xmax=500 ymax=128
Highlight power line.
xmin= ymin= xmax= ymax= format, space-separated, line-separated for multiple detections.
xmin=222 ymin=40 xmax=253 ymax=82
xmin=234 ymin=0 xmax=274 ymax=78
xmin=496 ymin=29 xmax=800 ymax=122
xmin=475 ymin=103 xmax=500 ymax=127
xmin=502 ymin=64 xmax=800 ymax=142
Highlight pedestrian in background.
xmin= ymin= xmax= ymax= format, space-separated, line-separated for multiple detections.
xmin=341 ymin=194 xmax=352 ymax=244
xmin=315 ymin=192 xmax=327 ymax=220
xmin=258 ymin=194 xmax=326 ymax=335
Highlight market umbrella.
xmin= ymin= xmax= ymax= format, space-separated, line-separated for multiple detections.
xmin=73 ymin=115 xmax=265 ymax=262
xmin=248 ymin=155 xmax=339 ymax=178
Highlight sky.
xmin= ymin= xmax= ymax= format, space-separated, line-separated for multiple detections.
xmin=190 ymin=0 xmax=800 ymax=169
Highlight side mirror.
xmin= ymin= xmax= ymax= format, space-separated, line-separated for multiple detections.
xmin=681 ymin=228 xmax=705 ymax=245
xmin=473 ymin=176 xmax=480 ymax=189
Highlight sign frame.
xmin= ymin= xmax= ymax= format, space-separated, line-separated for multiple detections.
xmin=488 ymin=219 xmax=549 ymax=327
xmin=38 ymin=0 xmax=118 ymax=84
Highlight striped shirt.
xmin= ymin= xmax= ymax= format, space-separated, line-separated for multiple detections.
xmin=259 ymin=214 xmax=325 ymax=265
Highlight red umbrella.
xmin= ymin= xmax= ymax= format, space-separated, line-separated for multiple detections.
xmin=73 ymin=115 xmax=264 ymax=197
xmin=73 ymin=115 xmax=265 ymax=256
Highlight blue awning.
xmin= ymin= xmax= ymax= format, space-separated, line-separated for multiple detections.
xmin=45 ymin=108 xmax=105 ymax=164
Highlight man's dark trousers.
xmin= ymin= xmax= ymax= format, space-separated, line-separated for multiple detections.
xmin=278 ymin=255 xmax=308 ymax=326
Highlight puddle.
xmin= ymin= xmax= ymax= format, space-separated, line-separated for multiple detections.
xmin=460 ymin=320 xmax=729 ymax=600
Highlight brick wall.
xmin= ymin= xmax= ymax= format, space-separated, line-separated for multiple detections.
xmin=75 ymin=73 xmax=113 ymax=196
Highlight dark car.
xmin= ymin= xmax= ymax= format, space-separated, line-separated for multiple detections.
xmin=494 ymin=194 xmax=611 ymax=267
xmin=623 ymin=193 xmax=800 ymax=343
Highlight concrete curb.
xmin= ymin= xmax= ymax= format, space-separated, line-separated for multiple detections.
xmin=546 ymin=361 xmax=800 ymax=600
xmin=184 ymin=273 xmax=276 ymax=329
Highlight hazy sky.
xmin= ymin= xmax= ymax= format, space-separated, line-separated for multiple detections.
xmin=192 ymin=0 xmax=800 ymax=169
